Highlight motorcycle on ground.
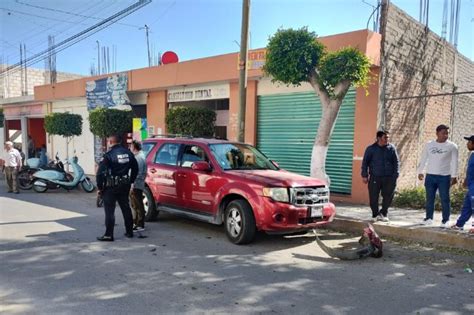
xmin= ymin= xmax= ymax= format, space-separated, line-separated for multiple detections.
xmin=18 ymin=154 xmax=72 ymax=190
xmin=31 ymin=155 xmax=95 ymax=193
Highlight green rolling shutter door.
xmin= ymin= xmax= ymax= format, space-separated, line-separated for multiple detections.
xmin=257 ymin=90 xmax=355 ymax=194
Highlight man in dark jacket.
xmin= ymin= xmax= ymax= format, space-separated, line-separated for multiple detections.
xmin=96 ymin=135 xmax=138 ymax=241
xmin=361 ymin=130 xmax=400 ymax=222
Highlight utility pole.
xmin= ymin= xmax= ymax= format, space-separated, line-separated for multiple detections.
xmin=141 ymin=24 xmax=151 ymax=67
xmin=237 ymin=0 xmax=250 ymax=143
xmin=96 ymin=40 xmax=100 ymax=75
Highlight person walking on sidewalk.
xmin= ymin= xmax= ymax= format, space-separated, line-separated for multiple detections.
xmin=96 ymin=135 xmax=138 ymax=242
xmin=130 ymin=140 xmax=147 ymax=232
xmin=3 ymin=141 xmax=22 ymax=194
xmin=451 ymin=135 xmax=474 ymax=233
xmin=417 ymin=124 xmax=459 ymax=228
xmin=361 ymin=130 xmax=400 ymax=222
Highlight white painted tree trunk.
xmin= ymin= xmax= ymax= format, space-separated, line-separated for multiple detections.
xmin=308 ymin=74 xmax=351 ymax=185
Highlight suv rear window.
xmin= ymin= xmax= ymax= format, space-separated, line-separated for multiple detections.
xmin=142 ymin=142 xmax=155 ymax=157
xmin=154 ymin=143 xmax=180 ymax=166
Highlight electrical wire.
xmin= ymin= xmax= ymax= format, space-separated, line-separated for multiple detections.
xmin=0 ymin=0 xmax=152 ymax=76
xmin=1 ymin=1 xmax=118 ymax=63
xmin=14 ymin=0 xmax=142 ymax=29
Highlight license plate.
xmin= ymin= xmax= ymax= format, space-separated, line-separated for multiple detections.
xmin=310 ymin=206 xmax=323 ymax=217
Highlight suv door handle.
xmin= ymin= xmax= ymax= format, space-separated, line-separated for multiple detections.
xmin=150 ymin=168 xmax=157 ymax=174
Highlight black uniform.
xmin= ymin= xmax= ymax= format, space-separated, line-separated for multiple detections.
xmin=97 ymin=144 xmax=138 ymax=238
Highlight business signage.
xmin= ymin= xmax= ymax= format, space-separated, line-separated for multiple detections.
xmin=167 ymin=83 xmax=229 ymax=103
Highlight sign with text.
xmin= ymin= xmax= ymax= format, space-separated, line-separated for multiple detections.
xmin=237 ymin=49 xmax=266 ymax=70
xmin=86 ymin=73 xmax=131 ymax=110
xmin=167 ymin=83 xmax=229 ymax=103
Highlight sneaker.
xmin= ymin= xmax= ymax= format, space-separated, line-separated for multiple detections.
xmin=97 ymin=235 xmax=114 ymax=242
xmin=370 ymin=216 xmax=378 ymax=222
xmin=440 ymin=221 xmax=450 ymax=228
xmin=450 ymin=224 xmax=463 ymax=231
xmin=124 ymin=232 xmax=133 ymax=238
xmin=133 ymin=226 xmax=145 ymax=232
xmin=379 ymin=215 xmax=389 ymax=222
xmin=421 ymin=218 xmax=433 ymax=226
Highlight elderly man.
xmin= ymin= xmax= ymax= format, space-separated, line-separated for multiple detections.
xmin=4 ymin=141 xmax=22 ymax=194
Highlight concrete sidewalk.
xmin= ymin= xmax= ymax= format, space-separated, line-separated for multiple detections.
xmin=330 ymin=204 xmax=474 ymax=251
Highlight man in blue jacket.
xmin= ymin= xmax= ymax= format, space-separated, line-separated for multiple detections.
xmin=361 ymin=130 xmax=400 ymax=222
xmin=451 ymin=135 xmax=474 ymax=233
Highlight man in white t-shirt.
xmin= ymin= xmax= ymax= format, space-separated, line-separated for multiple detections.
xmin=3 ymin=141 xmax=22 ymax=194
xmin=417 ymin=125 xmax=458 ymax=227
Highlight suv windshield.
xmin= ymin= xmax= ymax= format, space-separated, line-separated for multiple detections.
xmin=209 ymin=143 xmax=278 ymax=171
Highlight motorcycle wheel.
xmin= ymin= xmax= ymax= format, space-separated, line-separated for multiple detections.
xmin=18 ymin=169 xmax=35 ymax=190
xmin=81 ymin=177 xmax=95 ymax=193
xmin=33 ymin=179 xmax=48 ymax=193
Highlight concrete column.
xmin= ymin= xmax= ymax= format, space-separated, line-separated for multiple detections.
xmin=147 ymin=91 xmax=167 ymax=135
xmin=21 ymin=116 xmax=28 ymax=158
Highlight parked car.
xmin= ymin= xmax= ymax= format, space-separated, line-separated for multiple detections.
xmin=141 ymin=137 xmax=336 ymax=244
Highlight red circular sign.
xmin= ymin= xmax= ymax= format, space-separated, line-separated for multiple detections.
xmin=162 ymin=51 xmax=179 ymax=64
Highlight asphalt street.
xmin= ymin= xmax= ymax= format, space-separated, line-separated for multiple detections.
xmin=1 ymin=182 xmax=473 ymax=315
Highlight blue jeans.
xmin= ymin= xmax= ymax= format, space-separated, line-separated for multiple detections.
xmin=425 ymin=174 xmax=451 ymax=222
xmin=455 ymin=185 xmax=474 ymax=228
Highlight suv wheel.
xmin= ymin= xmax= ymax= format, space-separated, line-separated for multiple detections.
xmin=225 ymin=199 xmax=256 ymax=244
xmin=144 ymin=187 xmax=159 ymax=221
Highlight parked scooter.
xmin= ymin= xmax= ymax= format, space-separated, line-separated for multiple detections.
xmin=18 ymin=154 xmax=71 ymax=190
xmin=32 ymin=155 xmax=95 ymax=193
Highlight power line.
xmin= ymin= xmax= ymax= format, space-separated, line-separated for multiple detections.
xmin=1 ymin=1 xmax=118 ymax=64
xmin=14 ymin=0 xmax=142 ymax=29
xmin=0 ymin=0 xmax=152 ymax=77
xmin=386 ymin=90 xmax=474 ymax=101
xmin=0 ymin=7 xmax=93 ymax=25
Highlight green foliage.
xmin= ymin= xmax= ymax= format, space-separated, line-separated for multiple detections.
xmin=44 ymin=112 xmax=82 ymax=137
xmin=166 ymin=106 xmax=216 ymax=137
xmin=263 ymin=27 xmax=325 ymax=86
xmin=88 ymin=108 xmax=133 ymax=138
xmin=319 ymin=47 xmax=371 ymax=97
xmin=263 ymin=27 xmax=371 ymax=98
xmin=0 ymin=108 xmax=4 ymax=128
xmin=393 ymin=187 xmax=466 ymax=213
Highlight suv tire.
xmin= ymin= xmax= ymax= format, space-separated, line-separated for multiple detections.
xmin=144 ymin=187 xmax=159 ymax=221
xmin=225 ymin=199 xmax=256 ymax=244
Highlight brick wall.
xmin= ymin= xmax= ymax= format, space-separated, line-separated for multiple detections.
xmin=379 ymin=2 xmax=474 ymax=188
xmin=0 ymin=65 xmax=83 ymax=99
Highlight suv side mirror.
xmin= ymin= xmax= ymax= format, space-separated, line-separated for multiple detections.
xmin=192 ymin=161 xmax=211 ymax=172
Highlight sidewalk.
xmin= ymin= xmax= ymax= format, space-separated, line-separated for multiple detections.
xmin=329 ymin=204 xmax=474 ymax=251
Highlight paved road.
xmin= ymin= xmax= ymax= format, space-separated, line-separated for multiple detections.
xmin=1 ymin=183 xmax=473 ymax=314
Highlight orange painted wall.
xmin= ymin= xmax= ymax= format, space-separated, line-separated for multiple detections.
xmin=227 ymin=80 xmax=257 ymax=144
xmin=147 ymin=91 xmax=167 ymax=135
xmin=35 ymin=29 xmax=381 ymax=101
xmin=332 ymin=67 xmax=380 ymax=205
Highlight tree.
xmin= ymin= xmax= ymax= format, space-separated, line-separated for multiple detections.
xmin=166 ymin=106 xmax=216 ymax=137
xmin=44 ymin=112 xmax=83 ymax=166
xmin=263 ymin=27 xmax=371 ymax=183
xmin=88 ymin=107 xmax=133 ymax=138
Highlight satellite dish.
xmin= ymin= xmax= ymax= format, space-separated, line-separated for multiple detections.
xmin=162 ymin=51 xmax=179 ymax=64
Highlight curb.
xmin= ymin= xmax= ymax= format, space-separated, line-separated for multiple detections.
xmin=328 ymin=216 xmax=474 ymax=252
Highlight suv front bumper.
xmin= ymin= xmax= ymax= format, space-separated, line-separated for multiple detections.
xmin=256 ymin=197 xmax=336 ymax=232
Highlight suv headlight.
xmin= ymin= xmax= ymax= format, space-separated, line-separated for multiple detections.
xmin=263 ymin=187 xmax=289 ymax=203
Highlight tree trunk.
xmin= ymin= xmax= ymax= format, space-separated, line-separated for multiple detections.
xmin=308 ymin=75 xmax=351 ymax=184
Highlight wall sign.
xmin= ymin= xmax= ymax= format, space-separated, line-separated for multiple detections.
xmin=167 ymin=83 xmax=229 ymax=103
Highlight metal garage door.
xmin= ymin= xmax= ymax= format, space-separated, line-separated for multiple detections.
xmin=257 ymin=90 xmax=355 ymax=194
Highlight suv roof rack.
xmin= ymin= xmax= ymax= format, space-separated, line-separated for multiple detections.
xmin=150 ymin=134 xmax=193 ymax=139
xmin=149 ymin=134 xmax=227 ymax=141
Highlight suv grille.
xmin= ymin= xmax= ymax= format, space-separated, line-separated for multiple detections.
xmin=290 ymin=186 xmax=329 ymax=207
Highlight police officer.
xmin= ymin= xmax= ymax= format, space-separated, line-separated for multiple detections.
xmin=96 ymin=134 xmax=138 ymax=241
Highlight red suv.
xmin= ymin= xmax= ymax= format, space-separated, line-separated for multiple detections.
xmin=141 ymin=137 xmax=336 ymax=244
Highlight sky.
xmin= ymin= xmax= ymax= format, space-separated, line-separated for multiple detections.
xmin=0 ymin=0 xmax=472 ymax=76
